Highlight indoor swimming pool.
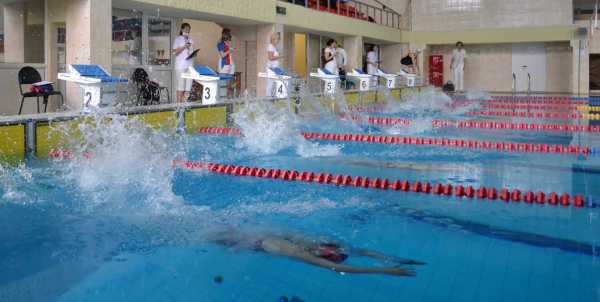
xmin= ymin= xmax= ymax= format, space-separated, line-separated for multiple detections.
xmin=1 ymin=89 xmax=599 ymax=302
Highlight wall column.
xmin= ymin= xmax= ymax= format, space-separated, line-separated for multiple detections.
xmin=3 ymin=3 xmax=26 ymax=63
xmin=65 ymin=0 xmax=112 ymax=108
xmin=381 ymin=43 xmax=408 ymax=73
xmin=343 ymin=36 xmax=363 ymax=71
xmin=571 ymin=39 xmax=589 ymax=96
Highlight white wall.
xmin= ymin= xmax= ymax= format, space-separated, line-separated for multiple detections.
xmin=412 ymin=0 xmax=573 ymax=31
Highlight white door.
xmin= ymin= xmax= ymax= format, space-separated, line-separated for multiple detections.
xmin=512 ymin=43 xmax=547 ymax=92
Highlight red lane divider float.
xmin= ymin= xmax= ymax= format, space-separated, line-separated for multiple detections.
xmin=48 ymin=149 xmax=93 ymax=160
xmin=466 ymin=111 xmax=584 ymax=120
xmin=172 ymin=160 xmax=587 ymax=208
xmin=485 ymin=98 xmax=587 ymax=105
xmin=482 ymin=104 xmax=580 ymax=111
xmin=364 ymin=116 xmax=600 ymax=133
xmin=491 ymin=95 xmax=577 ymax=101
xmin=197 ymin=127 xmax=591 ymax=156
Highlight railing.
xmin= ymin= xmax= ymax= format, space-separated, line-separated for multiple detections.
xmin=281 ymin=0 xmax=405 ymax=29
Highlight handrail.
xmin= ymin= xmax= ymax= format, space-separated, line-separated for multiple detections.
xmin=281 ymin=0 xmax=405 ymax=29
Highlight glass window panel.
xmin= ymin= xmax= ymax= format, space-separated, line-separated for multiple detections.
xmin=1 ymin=0 xmax=46 ymax=63
xmin=148 ymin=18 xmax=171 ymax=66
xmin=112 ymin=9 xmax=142 ymax=65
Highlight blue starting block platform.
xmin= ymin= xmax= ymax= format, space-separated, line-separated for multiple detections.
xmin=58 ymin=64 xmax=128 ymax=110
xmin=258 ymin=67 xmax=292 ymax=98
xmin=183 ymin=65 xmax=236 ymax=104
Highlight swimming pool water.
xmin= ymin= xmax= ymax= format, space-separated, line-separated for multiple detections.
xmin=1 ymin=93 xmax=600 ymax=302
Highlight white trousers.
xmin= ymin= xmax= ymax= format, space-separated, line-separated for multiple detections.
xmin=453 ymin=66 xmax=464 ymax=91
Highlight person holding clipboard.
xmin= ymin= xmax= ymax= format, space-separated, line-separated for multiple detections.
xmin=172 ymin=23 xmax=198 ymax=103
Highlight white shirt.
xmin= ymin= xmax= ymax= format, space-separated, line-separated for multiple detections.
xmin=335 ymin=48 xmax=347 ymax=68
xmin=452 ymin=48 xmax=466 ymax=69
xmin=173 ymin=35 xmax=195 ymax=71
xmin=366 ymin=51 xmax=378 ymax=75
xmin=267 ymin=43 xmax=280 ymax=69
xmin=324 ymin=47 xmax=338 ymax=75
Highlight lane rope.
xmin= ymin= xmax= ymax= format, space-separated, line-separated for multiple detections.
xmin=197 ymin=127 xmax=595 ymax=156
xmin=172 ymin=160 xmax=589 ymax=209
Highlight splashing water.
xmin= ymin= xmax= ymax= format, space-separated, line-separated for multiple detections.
xmin=47 ymin=113 xmax=185 ymax=213
xmin=465 ymin=90 xmax=490 ymax=101
xmin=0 ymin=162 xmax=34 ymax=203
xmin=232 ymin=100 xmax=341 ymax=157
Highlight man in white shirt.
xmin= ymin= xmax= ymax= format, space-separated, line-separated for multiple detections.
xmin=451 ymin=41 xmax=466 ymax=91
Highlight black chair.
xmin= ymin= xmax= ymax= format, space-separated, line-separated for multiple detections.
xmin=18 ymin=66 xmax=64 ymax=115
xmin=132 ymin=68 xmax=170 ymax=106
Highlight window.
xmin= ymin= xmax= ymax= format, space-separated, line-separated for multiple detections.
xmin=445 ymin=0 xmax=480 ymax=12
xmin=1 ymin=0 xmax=45 ymax=63
xmin=148 ymin=18 xmax=171 ymax=66
xmin=112 ymin=9 xmax=142 ymax=65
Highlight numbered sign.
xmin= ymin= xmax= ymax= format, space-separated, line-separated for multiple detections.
xmin=406 ymin=76 xmax=416 ymax=87
xmin=359 ymin=78 xmax=370 ymax=92
xmin=201 ymin=81 xmax=218 ymax=105
xmin=323 ymin=79 xmax=336 ymax=95
xmin=274 ymin=80 xmax=288 ymax=99
xmin=386 ymin=77 xmax=396 ymax=89
xmin=83 ymin=86 xmax=102 ymax=108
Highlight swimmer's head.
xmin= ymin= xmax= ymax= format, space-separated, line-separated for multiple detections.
xmin=316 ymin=244 xmax=348 ymax=263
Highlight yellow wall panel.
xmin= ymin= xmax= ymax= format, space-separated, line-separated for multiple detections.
xmin=0 ymin=124 xmax=26 ymax=162
xmin=185 ymin=106 xmax=228 ymax=133
xmin=130 ymin=111 xmax=177 ymax=129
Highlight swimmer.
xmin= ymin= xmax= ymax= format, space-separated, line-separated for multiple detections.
xmin=206 ymin=229 xmax=424 ymax=277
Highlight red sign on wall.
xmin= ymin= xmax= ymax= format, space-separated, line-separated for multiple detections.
xmin=429 ymin=55 xmax=444 ymax=87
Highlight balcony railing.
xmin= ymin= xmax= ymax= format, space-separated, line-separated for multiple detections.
xmin=281 ymin=0 xmax=406 ymax=29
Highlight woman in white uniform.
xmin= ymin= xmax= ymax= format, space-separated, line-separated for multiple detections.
xmin=266 ymin=32 xmax=283 ymax=97
xmin=172 ymin=23 xmax=195 ymax=103
xmin=451 ymin=41 xmax=466 ymax=92
xmin=323 ymin=39 xmax=338 ymax=75
xmin=366 ymin=45 xmax=379 ymax=75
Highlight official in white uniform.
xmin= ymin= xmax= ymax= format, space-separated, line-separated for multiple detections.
xmin=172 ymin=23 xmax=195 ymax=103
xmin=366 ymin=45 xmax=379 ymax=75
xmin=451 ymin=41 xmax=466 ymax=91
xmin=266 ymin=33 xmax=283 ymax=97
xmin=323 ymin=39 xmax=339 ymax=75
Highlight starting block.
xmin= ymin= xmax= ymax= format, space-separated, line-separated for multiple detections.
xmin=310 ymin=68 xmax=339 ymax=96
xmin=182 ymin=65 xmax=234 ymax=105
xmin=258 ymin=67 xmax=292 ymax=99
xmin=398 ymin=69 xmax=418 ymax=87
xmin=347 ymin=69 xmax=375 ymax=92
xmin=58 ymin=64 xmax=128 ymax=110
xmin=377 ymin=68 xmax=399 ymax=89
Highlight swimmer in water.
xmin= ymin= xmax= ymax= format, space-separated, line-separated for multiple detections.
xmin=206 ymin=229 xmax=424 ymax=277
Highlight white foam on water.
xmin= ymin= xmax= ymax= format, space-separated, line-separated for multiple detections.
xmin=0 ymin=163 xmax=34 ymax=203
xmin=465 ymin=90 xmax=490 ymax=101
xmin=232 ymin=100 xmax=341 ymax=157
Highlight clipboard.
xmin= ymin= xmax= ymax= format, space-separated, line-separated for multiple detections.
xmin=186 ymin=49 xmax=200 ymax=60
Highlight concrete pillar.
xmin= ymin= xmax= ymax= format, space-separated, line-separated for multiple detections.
xmin=343 ymin=36 xmax=363 ymax=71
xmin=65 ymin=0 xmax=112 ymax=108
xmin=571 ymin=39 xmax=589 ymax=96
xmin=256 ymin=23 xmax=283 ymax=97
xmin=381 ymin=43 xmax=408 ymax=73
xmin=3 ymin=3 xmax=26 ymax=63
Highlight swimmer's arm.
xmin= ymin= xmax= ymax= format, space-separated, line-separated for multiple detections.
xmin=292 ymin=253 xmax=416 ymax=277
xmin=351 ymin=248 xmax=426 ymax=265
